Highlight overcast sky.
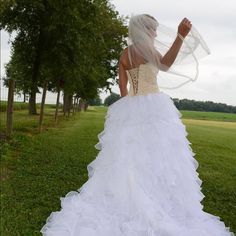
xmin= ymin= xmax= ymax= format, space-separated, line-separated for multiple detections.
xmin=1 ymin=0 xmax=236 ymax=105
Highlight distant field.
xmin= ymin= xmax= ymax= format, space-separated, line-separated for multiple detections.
xmin=180 ymin=110 xmax=236 ymax=122
xmin=0 ymin=101 xmax=29 ymax=111
xmin=0 ymin=101 xmax=58 ymax=112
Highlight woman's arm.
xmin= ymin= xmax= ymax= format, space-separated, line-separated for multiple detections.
xmin=118 ymin=51 xmax=128 ymax=97
xmin=160 ymin=18 xmax=192 ymax=71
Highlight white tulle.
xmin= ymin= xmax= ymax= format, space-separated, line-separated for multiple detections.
xmin=40 ymin=91 xmax=234 ymax=236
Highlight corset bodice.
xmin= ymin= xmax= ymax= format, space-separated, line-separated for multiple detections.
xmin=126 ymin=63 xmax=160 ymax=96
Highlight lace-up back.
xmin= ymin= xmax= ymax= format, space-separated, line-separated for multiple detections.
xmin=126 ymin=62 xmax=160 ymax=96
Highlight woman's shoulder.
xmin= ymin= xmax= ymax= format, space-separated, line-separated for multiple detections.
xmin=120 ymin=47 xmax=129 ymax=59
xmin=119 ymin=47 xmax=129 ymax=68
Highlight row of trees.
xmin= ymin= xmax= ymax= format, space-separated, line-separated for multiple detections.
xmin=0 ymin=0 xmax=128 ymax=136
xmin=173 ymin=98 xmax=236 ymax=113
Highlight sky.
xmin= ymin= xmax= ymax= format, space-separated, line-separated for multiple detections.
xmin=1 ymin=0 xmax=236 ymax=105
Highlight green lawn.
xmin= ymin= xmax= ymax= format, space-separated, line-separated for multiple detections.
xmin=0 ymin=104 xmax=64 ymax=134
xmin=0 ymin=101 xmax=58 ymax=112
xmin=180 ymin=110 xmax=236 ymax=122
xmin=0 ymin=106 xmax=235 ymax=235
xmin=182 ymin=118 xmax=236 ymax=228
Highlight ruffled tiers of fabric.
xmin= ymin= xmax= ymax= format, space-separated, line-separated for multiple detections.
xmin=40 ymin=92 xmax=234 ymax=236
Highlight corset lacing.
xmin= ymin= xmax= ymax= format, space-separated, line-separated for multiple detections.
xmin=129 ymin=68 xmax=139 ymax=95
xmin=126 ymin=63 xmax=160 ymax=96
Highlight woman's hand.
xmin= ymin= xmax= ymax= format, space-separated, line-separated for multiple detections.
xmin=160 ymin=18 xmax=192 ymax=70
xmin=178 ymin=18 xmax=192 ymax=38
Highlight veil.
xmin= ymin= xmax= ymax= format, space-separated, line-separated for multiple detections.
xmin=127 ymin=14 xmax=211 ymax=89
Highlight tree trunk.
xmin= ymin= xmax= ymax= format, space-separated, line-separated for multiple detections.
xmin=76 ymin=98 xmax=79 ymax=111
xmin=75 ymin=97 xmax=79 ymax=112
xmin=84 ymin=100 xmax=88 ymax=111
xmin=23 ymin=92 xmax=26 ymax=102
xmin=78 ymin=99 xmax=85 ymax=111
xmin=67 ymin=94 xmax=73 ymax=117
xmin=78 ymin=99 xmax=82 ymax=111
xmin=29 ymin=89 xmax=37 ymax=115
xmin=55 ymin=88 xmax=61 ymax=123
xmin=6 ymin=79 xmax=14 ymax=138
xmin=39 ymin=81 xmax=47 ymax=133
xmin=72 ymin=96 xmax=76 ymax=115
xmin=63 ymin=92 xmax=70 ymax=116
xmin=63 ymin=93 xmax=66 ymax=115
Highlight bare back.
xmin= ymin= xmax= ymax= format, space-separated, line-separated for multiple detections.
xmin=119 ymin=47 xmax=148 ymax=71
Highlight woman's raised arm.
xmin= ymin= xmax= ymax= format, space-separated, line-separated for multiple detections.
xmin=160 ymin=18 xmax=192 ymax=71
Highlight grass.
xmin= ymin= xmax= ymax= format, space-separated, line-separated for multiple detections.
xmin=182 ymin=118 xmax=236 ymax=228
xmin=0 ymin=104 xmax=64 ymax=135
xmin=0 ymin=101 xmax=58 ymax=112
xmin=180 ymin=110 xmax=236 ymax=122
xmin=0 ymin=101 xmax=29 ymax=112
xmin=1 ymin=106 xmax=105 ymax=235
xmin=0 ymin=105 xmax=235 ymax=235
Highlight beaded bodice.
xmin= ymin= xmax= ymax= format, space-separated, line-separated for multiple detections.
xmin=126 ymin=62 xmax=160 ymax=96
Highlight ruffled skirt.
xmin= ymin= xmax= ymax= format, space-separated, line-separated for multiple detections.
xmin=40 ymin=91 xmax=234 ymax=236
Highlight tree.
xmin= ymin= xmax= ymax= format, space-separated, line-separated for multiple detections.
xmin=1 ymin=0 xmax=128 ymax=132
xmin=88 ymin=96 xmax=102 ymax=106
xmin=0 ymin=0 xmax=50 ymax=114
xmin=104 ymin=92 xmax=121 ymax=106
xmin=173 ymin=98 xmax=236 ymax=113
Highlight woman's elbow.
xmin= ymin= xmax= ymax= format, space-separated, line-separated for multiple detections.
xmin=119 ymin=84 xmax=127 ymax=97
xmin=160 ymin=64 xmax=170 ymax=72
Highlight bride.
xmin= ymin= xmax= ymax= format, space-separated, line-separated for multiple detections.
xmin=40 ymin=14 xmax=234 ymax=236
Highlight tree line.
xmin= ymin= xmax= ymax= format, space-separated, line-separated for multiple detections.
xmin=173 ymin=98 xmax=236 ymax=113
xmin=0 ymin=0 xmax=128 ymax=137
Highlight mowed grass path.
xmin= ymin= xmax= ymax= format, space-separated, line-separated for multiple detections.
xmin=1 ymin=106 xmax=236 ymax=235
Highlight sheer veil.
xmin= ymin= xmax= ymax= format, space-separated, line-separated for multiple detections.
xmin=127 ymin=14 xmax=211 ymax=89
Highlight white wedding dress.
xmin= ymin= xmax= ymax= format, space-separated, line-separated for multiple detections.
xmin=40 ymin=63 xmax=234 ymax=236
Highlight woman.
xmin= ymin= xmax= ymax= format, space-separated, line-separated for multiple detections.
xmin=40 ymin=14 xmax=234 ymax=236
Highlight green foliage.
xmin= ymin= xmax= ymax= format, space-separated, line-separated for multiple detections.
xmin=88 ymin=96 xmax=102 ymax=106
xmin=173 ymin=98 xmax=236 ymax=113
xmin=0 ymin=0 xmax=128 ymax=103
xmin=104 ymin=92 xmax=121 ymax=106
